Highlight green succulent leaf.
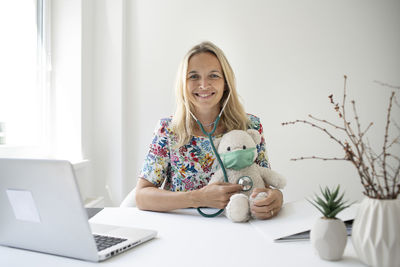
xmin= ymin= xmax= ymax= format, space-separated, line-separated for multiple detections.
xmin=321 ymin=186 xmax=329 ymax=200
xmin=307 ymin=199 xmax=325 ymax=215
xmin=333 ymin=193 xmax=345 ymax=206
xmin=315 ymin=196 xmax=329 ymax=214
xmin=331 ymin=185 xmax=340 ymax=201
xmin=308 ymin=185 xmax=352 ymax=218
xmin=327 ymin=203 xmax=351 ymax=218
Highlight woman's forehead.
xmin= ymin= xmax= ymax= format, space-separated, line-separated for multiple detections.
xmin=188 ymin=52 xmax=222 ymax=72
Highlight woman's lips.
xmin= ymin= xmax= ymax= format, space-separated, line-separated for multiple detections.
xmin=194 ymin=92 xmax=215 ymax=98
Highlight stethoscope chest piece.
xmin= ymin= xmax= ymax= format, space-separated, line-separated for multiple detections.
xmin=237 ymin=176 xmax=253 ymax=192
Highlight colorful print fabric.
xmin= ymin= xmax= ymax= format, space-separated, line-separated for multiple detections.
xmin=139 ymin=114 xmax=270 ymax=191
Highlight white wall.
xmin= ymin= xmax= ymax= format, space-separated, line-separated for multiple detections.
xmin=83 ymin=0 xmax=126 ymax=205
xmin=86 ymin=0 xmax=400 ymax=205
xmin=51 ymin=0 xmax=82 ymax=160
xmin=50 ymin=0 xmax=97 ymax=201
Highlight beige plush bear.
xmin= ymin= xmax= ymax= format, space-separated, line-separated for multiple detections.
xmin=209 ymin=129 xmax=286 ymax=222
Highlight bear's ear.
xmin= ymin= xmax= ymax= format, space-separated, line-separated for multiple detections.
xmin=247 ymin=129 xmax=261 ymax=144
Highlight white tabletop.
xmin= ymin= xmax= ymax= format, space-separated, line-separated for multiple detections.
xmin=0 ymin=207 xmax=365 ymax=267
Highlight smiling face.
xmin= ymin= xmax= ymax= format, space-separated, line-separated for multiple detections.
xmin=186 ymin=52 xmax=225 ymax=115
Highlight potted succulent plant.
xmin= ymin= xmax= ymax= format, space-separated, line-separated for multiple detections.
xmin=308 ymin=185 xmax=352 ymax=261
xmin=283 ymin=76 xmax=400 ymax=266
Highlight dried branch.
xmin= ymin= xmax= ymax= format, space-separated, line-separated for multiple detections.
xmin=281 ymin=120 xmax=346 ymax=149
xmin=361 ymin=122 xmax=374 ymax=138
xmin=394 ymin=95 xmax=400 ymax=109
xmin=308 ymin=114 xmax=346 ymax=131
xmin=382 ymin=92 xmax=395 ymax=193
xmin=394 ymin=163 xmax=400 ymax=196
xmin=351 ymin=100 xmax=363 ymax=140
xmin=364 ymin=138 xmax=381 ymax=190
xmin=282 ymin=76 xmax=400 ymax=199
xmin=392 ymin=120 xmax=400 ymax=132
xmin=388 ymin=153 xmax=400 ymax=162
xmin=291 ymin=156 xmax=347 ymax=161
xmin=373 ymin=80 xmax=400 ymax=90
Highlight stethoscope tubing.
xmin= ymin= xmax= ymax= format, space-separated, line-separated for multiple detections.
xmin=196 ymin=115 xmax=230 ymax=218
xmin=186 ymin=92 xmax=231 ymax=217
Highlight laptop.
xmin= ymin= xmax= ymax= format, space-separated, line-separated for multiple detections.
xmin=0 ymin=158 xmax=157 ymax=262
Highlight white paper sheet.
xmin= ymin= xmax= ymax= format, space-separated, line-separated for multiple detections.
xmin=249 ymin=199 xmax=358 ymax=241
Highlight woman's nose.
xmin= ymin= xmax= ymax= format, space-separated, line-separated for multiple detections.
xmin=199 ymin=77 xmax=209 ymax=89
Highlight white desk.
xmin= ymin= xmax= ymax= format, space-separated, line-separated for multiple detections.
xmin=0 ymin=207 xmax=365 ymax=267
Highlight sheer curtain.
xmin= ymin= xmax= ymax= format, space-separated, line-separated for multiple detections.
xmin=0 ymin=0 xmax=50 ymax=156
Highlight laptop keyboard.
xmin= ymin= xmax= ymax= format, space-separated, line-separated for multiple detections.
xmin=93 ymin=234 xmax=127 ymax=251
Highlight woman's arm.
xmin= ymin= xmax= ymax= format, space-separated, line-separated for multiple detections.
xmin=135 ymin=178 xmax=243 ymax=211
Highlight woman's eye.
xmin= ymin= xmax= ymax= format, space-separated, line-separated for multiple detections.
xmin=209 ymin=73 xmax=220 ymax=79
xmin=243 ymin=145 xmax=246 ymax=149
xmin=188 ymin=74 xmax=199 ymax=80
xmin=227 ymin=147 xmax=231 ymax=151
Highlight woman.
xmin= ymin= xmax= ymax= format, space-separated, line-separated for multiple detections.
xmin=135 ymin=41 xmax=283 ymax=220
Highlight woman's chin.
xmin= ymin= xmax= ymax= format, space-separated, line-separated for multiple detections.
xmin=193 ymin=101 xmax=220 ymax=111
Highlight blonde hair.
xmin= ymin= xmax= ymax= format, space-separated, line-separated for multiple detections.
xmin=171 ymin=41 xmax=249 ymax=147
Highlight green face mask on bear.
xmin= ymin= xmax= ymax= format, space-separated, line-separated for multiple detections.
xmin=220 ymin=147 xmax=256 ymax=170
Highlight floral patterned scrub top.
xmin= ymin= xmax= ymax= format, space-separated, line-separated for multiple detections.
xmin=139 ymin=114 xmax=270 ymax=191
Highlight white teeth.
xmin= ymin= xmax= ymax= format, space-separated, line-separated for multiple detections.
xmin=196 ymin=92 xmax=215 ymax=98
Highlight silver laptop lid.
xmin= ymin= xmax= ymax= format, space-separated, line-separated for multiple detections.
xmin=0 ymin=158 xmax=99 ymax=262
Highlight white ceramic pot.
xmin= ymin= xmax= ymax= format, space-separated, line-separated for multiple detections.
xmin=310 ymin=217 xmax=347 ymax=261
xmin=352 ymin=197 xmax=400 ymax=267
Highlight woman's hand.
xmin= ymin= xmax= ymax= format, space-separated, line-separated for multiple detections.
xmin=194 ymin=182 xmax=243 ymax=209
xmin=250 ymin=187 xmax=283 ymax=220
xmin=136 ymin=178 xmax=242 ymax=211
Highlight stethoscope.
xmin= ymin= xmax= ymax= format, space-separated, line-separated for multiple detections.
xmin=187 ymin=92 xmax=253 ymax=217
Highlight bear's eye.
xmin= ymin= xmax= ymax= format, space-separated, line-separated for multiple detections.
xmin=243 ymin=145 xmax=246 ymax=149
xmin=227 ymin=146 xmax=231 ymax=151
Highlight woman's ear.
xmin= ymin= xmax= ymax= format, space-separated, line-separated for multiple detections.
xmin=247 ymin=129 xmax=261 ymax=144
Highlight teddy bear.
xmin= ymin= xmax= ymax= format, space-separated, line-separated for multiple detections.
xmin=209 ymin=129 xmax=286 ymax=222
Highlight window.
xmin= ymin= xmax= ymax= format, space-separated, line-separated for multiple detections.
xmin=0 ymin=0 xmax=50 ymax=154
